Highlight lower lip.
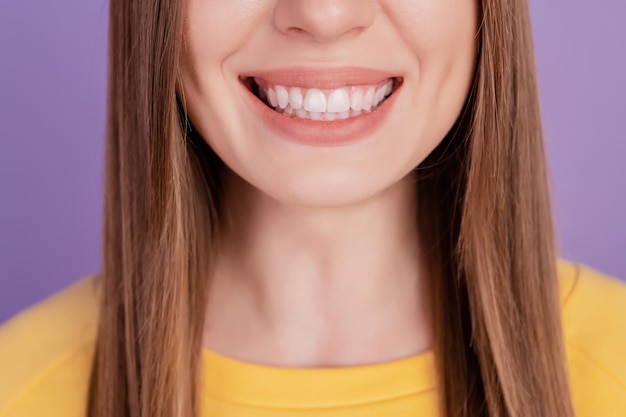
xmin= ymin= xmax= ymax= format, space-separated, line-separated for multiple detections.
xmin=241 ymin=79 xmax=402 ymax=147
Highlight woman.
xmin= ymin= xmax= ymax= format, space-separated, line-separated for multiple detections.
xmin=1 ymin=0 xmax=625 ymax=416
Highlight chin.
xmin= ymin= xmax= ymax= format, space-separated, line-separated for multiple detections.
xmin=250 ymin=169 xmax=402 ymax=209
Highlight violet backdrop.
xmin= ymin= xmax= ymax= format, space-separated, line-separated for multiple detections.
xmin=1 ymin=0 xmax=625 ymax=323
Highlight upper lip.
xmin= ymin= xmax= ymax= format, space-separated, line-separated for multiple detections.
xmin=239 ymin=66 xmax=402 ymax=89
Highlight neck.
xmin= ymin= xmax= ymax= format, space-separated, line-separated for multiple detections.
xmin=203 ymin=168 xmax=432 ymax=367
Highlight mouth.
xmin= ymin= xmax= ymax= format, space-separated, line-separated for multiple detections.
xmin=240 ymin=76 xmax=403 ymax=122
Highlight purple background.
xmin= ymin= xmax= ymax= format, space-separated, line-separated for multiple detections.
xmin=1 ymin=1 xmax=624 ymax=324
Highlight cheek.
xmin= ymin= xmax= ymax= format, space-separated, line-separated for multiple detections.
xmin=182 ymin=0 xmax=268 ymax=87
xmin=388 ymin=0 xmax=478 ymax=136
xmin=181 ymin=0 xmax=270 ymax=159
xmin=387 ymin=0 xmax=477 ymax=54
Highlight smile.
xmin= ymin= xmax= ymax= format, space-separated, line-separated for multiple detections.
xmin=239 ymin=67 xmax=404 ymax=146
xmin=242 ymin=77 xmax=401 ymax=122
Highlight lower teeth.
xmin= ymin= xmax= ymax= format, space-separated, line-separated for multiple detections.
xmin=265 ymin=96 xmax=390 ymax=121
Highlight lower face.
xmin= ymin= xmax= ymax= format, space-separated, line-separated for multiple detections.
xmin=181 ymin=0 xmax=478 ymax=208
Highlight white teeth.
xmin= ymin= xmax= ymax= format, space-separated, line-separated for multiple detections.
xmin=373 ymin=88 xmax=384 ymax=108
xmin=303 ymin=88 xmax=327 ymax=113
xmin=373 ymin=80 xmax=393 ymax=109
xmin=350 ymin=89 xmax=364 ymax=111
xmin=258 ymin=78 xmax=398 ymax=121
xmin=295 ymin=107 xmax=307 ymax=118
xmin=326 ymin=88 xmax=351 ymax=113
xmin=308 ymin=111 xmax=322 ymax=121
xmin=363 ymin=87 xmax=375 ymax=111
xmin=276 ymin=85 xmax=289 ymax=109
xmin=337 ymin=111 xmax=351 ymax=120
xmin=383 ymin=79 xmax=393 ymax=97
xmin=289 ymin=87 xmax=303 ymax=109
xmin=268 ymin=88 xmax=278 ymax=107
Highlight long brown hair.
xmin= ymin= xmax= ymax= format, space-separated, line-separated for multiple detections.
xmin=87 ymin=0 xmax=575 ymax=416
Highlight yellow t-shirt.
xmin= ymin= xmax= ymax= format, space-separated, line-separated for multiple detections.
xmin=0 ymin=260 xmax=625 ymax=417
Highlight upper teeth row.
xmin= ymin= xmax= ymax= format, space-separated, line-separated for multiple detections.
xmin=257 ymin=79 xmax=394 ymax=114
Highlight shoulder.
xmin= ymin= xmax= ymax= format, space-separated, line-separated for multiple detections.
xmin=557 ymin=260 xmax=626 ymax=416
xmin=0 ymin=276 xmax=100 ymax=417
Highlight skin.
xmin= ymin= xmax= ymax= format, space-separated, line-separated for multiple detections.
xmin=181 ymin=0 xmax=478 ymax=367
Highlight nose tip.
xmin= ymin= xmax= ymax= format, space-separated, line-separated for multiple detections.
xmin=273 ymin=0 xmax=376 ymax=43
